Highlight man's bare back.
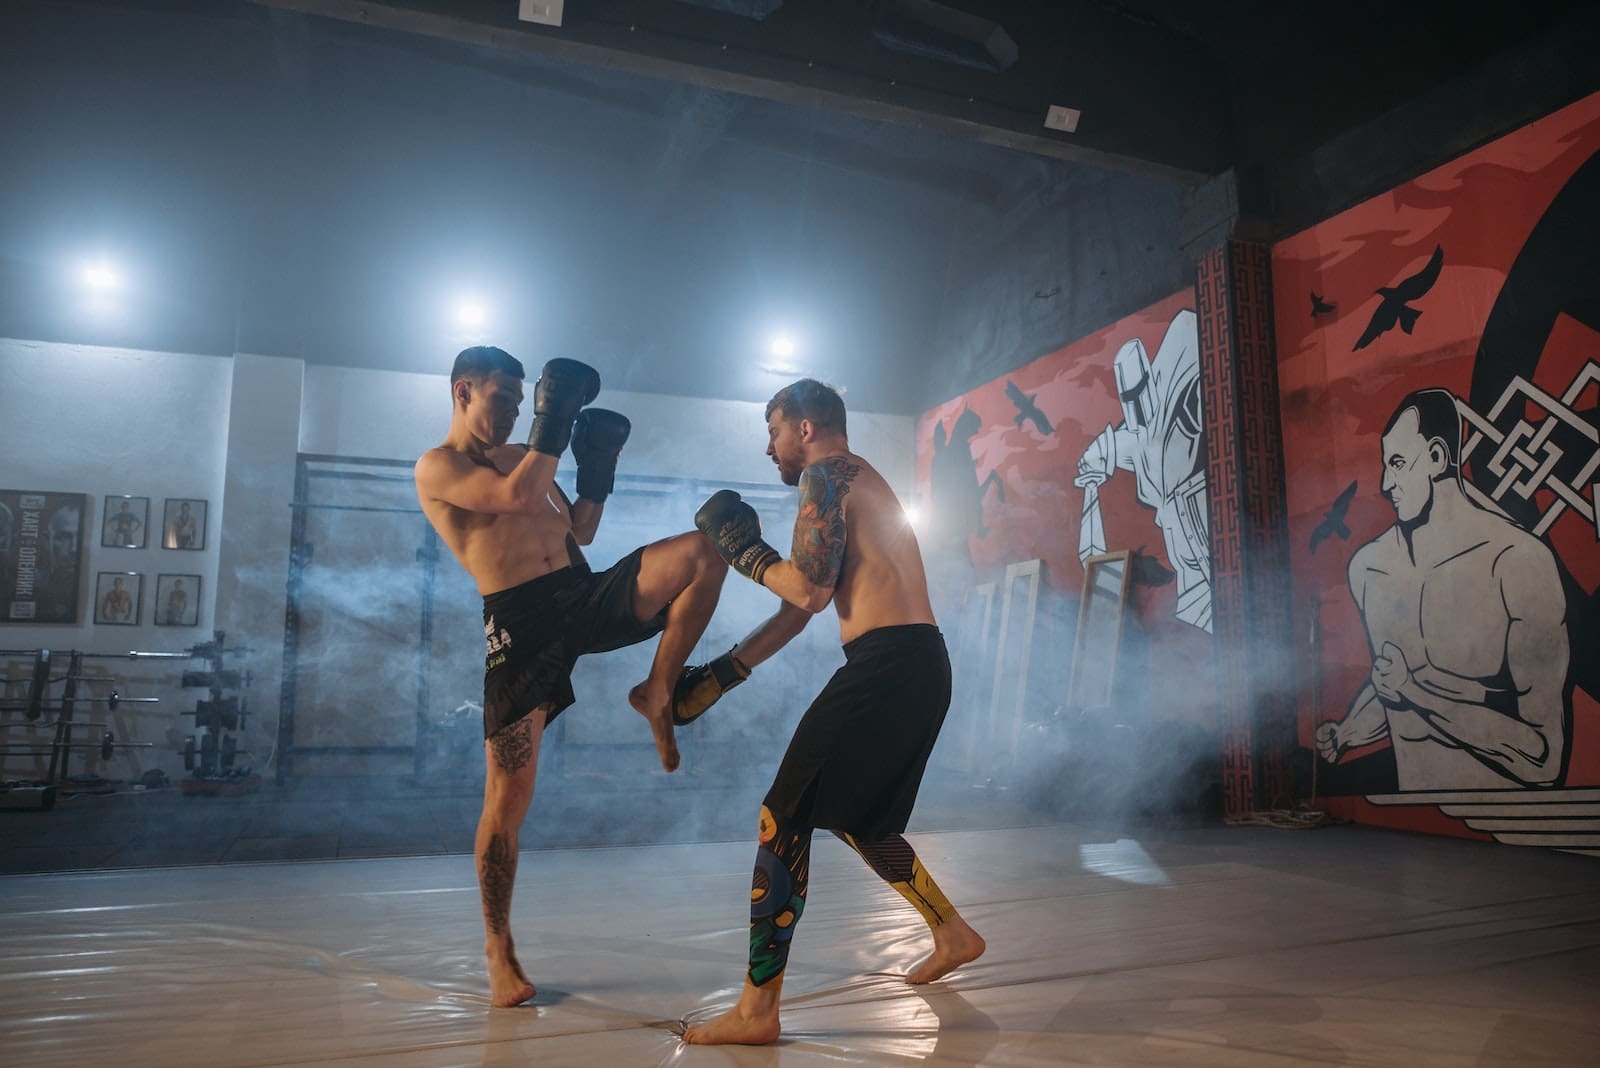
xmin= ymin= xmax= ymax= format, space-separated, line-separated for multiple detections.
xmin=814 ymin=452 xmax=936 ymax=645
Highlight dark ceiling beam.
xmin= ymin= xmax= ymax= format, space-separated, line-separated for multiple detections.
xmin=248 ymin=0 xmax=1213 ymax=184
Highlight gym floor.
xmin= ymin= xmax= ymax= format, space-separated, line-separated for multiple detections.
xmin=3 ymin=817 xmax=1596 ymax=1066
xmin=0 ymin=766 xmax=1049 ymax=875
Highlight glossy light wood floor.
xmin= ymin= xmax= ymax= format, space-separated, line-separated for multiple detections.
xmin=2 ymin=823 xmax=1596 ymax=1066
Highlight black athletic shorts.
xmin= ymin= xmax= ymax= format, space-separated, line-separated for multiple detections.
xmin=480 ymin=547 xmax=667 ymax=738
xmin=764 ymin=623 xmax=952 ymax=840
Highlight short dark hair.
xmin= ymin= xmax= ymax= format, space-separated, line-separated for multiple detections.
xmin=1383 ymin=388 xmax=1460 ymax=472
xmin=450 ymin=345 xmax=524 ymax=386
xmin=766 ymin=378 xmax=846 ymax=435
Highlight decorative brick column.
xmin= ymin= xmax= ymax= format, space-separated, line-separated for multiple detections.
xmin=1196 ymin=240 xmax=1295 ymax=817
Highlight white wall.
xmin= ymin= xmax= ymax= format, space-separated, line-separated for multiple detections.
xmin=0 ymin=338 xmax=231 ymax=648
xmin=0 ymin=338 xmax=233 ymax=783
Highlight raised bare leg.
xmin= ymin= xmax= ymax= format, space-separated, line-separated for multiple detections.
xmin=477 ymin=712 xmax=546 ymax=1006
xmin=628 ymin=532 xmax=729 ymax=770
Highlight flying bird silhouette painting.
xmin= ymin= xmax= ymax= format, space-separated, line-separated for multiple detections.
xmin=1309 ymin=480 xmax=1360 ymax=553
xmin=1310 ymin=291 xmax=1335 ymax=318
xmin=1004 ymin=380 xmax=1054 ymax=435
xmin=1353 ymin=245 xmax=1445 ymax=350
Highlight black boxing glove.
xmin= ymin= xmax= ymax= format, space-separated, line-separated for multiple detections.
xmin=571 ymin=408 xmax=631 ymax=504
xmin=695 ymin=489 xmax=780 ymax=585
xmin=527 ymin=358 xmax=600 ymax=457
xmin=672 ymin=647 xmax=751 ymax=726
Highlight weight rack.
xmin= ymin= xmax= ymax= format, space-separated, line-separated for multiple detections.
xmin=0 ymin=647 xmax=162 ymax=810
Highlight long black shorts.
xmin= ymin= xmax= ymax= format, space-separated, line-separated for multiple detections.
xmin=480 ymin=547 xmax=667 ymax=738
xmin=764 ymin=623 xmax=952 ymax=840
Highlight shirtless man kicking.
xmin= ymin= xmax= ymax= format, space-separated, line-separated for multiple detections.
xmin=414 ymin=345 xmax=729 ymax=1007
xmin=678 ymin=378 xmax=986 ymax=1046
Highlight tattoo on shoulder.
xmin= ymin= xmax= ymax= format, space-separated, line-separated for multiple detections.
xmin=793 ymin=458 xmax=859 ymax=588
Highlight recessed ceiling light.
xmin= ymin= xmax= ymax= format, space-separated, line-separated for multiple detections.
xmin=82 ymin=262 xmax=120 ymax=290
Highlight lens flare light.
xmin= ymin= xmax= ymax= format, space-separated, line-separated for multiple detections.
xmin=81 ymin=262 xmax=120 ymax=291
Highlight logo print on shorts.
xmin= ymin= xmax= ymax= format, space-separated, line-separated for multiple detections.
xmin=485 ymin=615 xmax=512 ymax=656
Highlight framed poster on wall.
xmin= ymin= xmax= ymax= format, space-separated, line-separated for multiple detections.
xmin=94 ymin=571 xmax=143 ymax=626
xmin=155 ymin=573 xmax=199 ymax=626
xmin=0 ymin=489 xmax=86 ymax=623
xmin=162 ymin=498 xmax=206 ymax=550
xmin=101 ymin=495 xmax=149 ymax=549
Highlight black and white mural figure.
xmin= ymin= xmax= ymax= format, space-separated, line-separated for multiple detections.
xmin=1073 ymin=309 xmax=1211 ymax=632
xmin=1316 ymin=389 xmax=1572 ymax=790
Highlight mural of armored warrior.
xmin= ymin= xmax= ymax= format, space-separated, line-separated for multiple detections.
xmin=1316 ymin=389 xmax=1571 ymax=790
xmin=1074 ymin=309 xmax=1211 ymax=632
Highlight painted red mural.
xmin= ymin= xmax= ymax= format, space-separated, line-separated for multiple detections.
xmin=1274 ymin=90 xmax=1600 ymax=847
xmin=914 ymin=290 xmax=1215 ymax=723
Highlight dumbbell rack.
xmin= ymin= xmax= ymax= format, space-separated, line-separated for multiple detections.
xmin=179 ymin=631 xmax=259 ymax=797
xmin=0 ymin=647 xmax=159 ymax=810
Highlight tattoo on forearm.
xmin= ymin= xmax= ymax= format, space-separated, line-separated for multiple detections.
xmin=489 ymin=717 xmax=535 ymax=773
xmin=793 ymin=458 xmax=858 ymax=588
xmin=481 ymin=832 xmax=516 ymax=934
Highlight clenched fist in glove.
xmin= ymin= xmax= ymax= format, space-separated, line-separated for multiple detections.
xmin=571 ymin=408 xmax=630 ymax=504
xmin=695 ymin=489 xmax=780 ymax=584
xmin=527 ymin=358 xmax=600 ymax=457
xmin=672 ymin=648 xmax=751 ymax=726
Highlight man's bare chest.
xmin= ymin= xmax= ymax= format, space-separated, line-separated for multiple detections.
xmin=1363 ymin=547 xmax=1508 ymax=676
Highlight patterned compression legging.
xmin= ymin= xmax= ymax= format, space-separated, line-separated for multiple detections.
xmin=747 ymin=804 xmax=957 ymax=987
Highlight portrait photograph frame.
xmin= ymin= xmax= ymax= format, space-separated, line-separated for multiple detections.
xmin=154 ymin=573 xmax=200 ymax=627
xmin=101 ymin=495 xmax=150 ymax=549
xmin=93 ymin=571 xmax=143 ymax=626
xmin=161 ymin=498 xmax=207 ymax=551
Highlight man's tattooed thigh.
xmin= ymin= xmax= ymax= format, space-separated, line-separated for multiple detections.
xmin=489 ymin=716 xmax=536 ymax=773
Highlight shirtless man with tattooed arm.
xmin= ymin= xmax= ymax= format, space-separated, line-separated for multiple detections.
xmin=678 ymin=378 xmax=987 ymax=1045
xmin=414 ymin=345 xmax=728 ymax=1007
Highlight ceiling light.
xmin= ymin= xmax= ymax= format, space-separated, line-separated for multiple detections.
xmin=82 ymin=262 xmax=120 ymax=290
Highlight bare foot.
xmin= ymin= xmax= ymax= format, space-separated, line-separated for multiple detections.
xmin=629 ymin=681 xmax=680 ymax=772
xmin=683 ymin=1003 xmax=781 ymax=1045
xmin=488 ymin=945 xmax=536 ymax=1007
xmin=906 ymin=916 xmax=986 ymax=984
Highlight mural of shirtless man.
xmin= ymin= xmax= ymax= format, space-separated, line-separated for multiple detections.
xmin=1316 ymin=389 xmax=1571 ymax=790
